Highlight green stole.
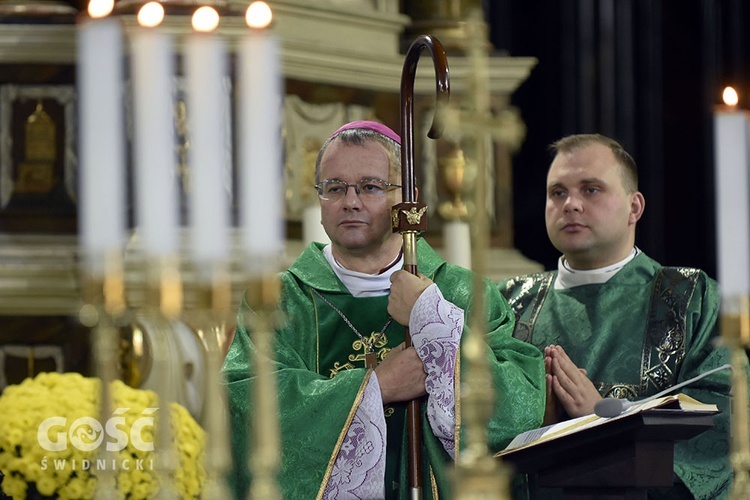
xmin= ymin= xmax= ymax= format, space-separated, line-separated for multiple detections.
xmin=509 ymin=265 xmax=700 ymax=397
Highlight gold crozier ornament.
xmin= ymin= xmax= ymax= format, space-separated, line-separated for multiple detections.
xmin=402 ymin=205 xmax=428 ymax=225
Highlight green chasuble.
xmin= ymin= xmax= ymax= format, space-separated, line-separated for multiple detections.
xmin=223 ymin=239 xmax=545 ymax=499
xmin=499 ymin=252 xmax=734 ymax=500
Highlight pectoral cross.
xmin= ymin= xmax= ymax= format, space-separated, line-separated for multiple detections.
xmin=365 ymin=349 xmax=378 ymax=370
xmin=351 ymin=332 xmax=388 ymax=370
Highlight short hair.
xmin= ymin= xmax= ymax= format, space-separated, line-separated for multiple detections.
xmin=314 ymin=128 xmax=401 ymax=184
xmin=549 ymin=134 xmax=639 ymax=193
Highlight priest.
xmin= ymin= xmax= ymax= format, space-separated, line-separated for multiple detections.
xmin=500 ymin=133 xmax=734 ymax=499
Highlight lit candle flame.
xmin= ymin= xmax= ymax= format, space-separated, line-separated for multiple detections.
xmin=245 ymin=1 xmax=272 ymax=29
xmin=137 ymin=1 xmax=165 ymax=28
xmin=88 ymin=0 xmax=114 ymax=18
xmin=723 ymin=86 xmax=739 ymax=107
xmin=192 ymin=6 xmax=220 ymax=33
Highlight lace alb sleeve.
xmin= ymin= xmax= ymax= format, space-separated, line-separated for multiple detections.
xmin=409 ymin=283 xmax=463 ymax=458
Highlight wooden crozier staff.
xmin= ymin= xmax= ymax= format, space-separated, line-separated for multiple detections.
xmin=393 ymin=34 xmax=450 ymax=498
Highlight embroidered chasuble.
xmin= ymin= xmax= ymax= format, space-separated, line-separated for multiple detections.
xmin=500 ymin=252 xmax=734 ymax=500
xmin=223 ymin=239 xmax=545 ymax=499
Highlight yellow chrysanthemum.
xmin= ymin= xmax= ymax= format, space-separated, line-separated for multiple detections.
xmin=0 ymin=372 xmax=206 ymax=499
xmin=1 ymin=472 xmax=27 ymax=498
xmin=35 ymin=474 xmax=58 ymax=497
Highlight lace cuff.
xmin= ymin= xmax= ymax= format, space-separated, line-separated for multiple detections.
xmin=410 ymin=283 xmax=463 ymax=458
xmin=323 ymin=372 xmax=386 ymax=500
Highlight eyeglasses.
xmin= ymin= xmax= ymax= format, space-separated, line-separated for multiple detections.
xmin=315 ymin=178 xmax=401 ymax=201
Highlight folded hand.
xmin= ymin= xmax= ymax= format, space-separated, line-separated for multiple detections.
xmin=544 ymin=344 xmax=602 ymax=418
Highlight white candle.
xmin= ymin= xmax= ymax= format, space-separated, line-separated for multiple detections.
xmin=714 ymin=91 xmax=750 ymax=300
xmin=302 ymin=204 xmax=329 ymax=245
xmin=131 ymin=3 xmax=178 ymax=258
xmin=185 ymin=7 xmax=230 ymax=266
xmin=77 ymin=1 xmax=125 ymax=273
xmin=238 ymin=2 xmax=284 ymax=267
xmin=443 ymin=220 xmax=472 ymax=269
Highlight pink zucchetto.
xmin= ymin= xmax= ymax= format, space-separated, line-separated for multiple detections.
xmin=331 ymin=120 xmax=401 ymax=145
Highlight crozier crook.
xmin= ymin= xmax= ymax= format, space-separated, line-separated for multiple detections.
xmin=398 ymin=35 xmax=450 ymax=217
xmin=394 ymin=34 xmax=450 ymax=498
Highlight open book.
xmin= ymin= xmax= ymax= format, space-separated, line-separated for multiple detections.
xmin=496 ymin=393 xmax=719 ymax=457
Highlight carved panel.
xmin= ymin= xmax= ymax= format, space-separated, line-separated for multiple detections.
xmin=0 ymin=84 xmax=77 ymax=232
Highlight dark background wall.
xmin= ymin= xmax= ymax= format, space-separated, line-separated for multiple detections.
xmin=486 ymin=0 xmax=749 ymax=276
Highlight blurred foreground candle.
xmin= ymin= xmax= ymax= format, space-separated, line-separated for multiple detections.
xmin=713 ymin=86 xmax=750 ymax=303
xmin=186 ymin=6 xmax=230 ymax=269
xmin=77 ymin=0 xmax=125 ymax=273
xmin=131 ymin=1 xmax=178 ymax=257
xmin=238 ymin=1 xmax=284 ymax=268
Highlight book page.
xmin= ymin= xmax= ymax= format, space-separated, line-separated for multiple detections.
xmin=497 ymin=393 xmax=718 ymax=456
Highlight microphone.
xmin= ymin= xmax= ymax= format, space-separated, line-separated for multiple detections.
xmin=594 ymin=363 xmax=731 ymax=418
xmin=594 ymin=397 xmax=635 ymax=418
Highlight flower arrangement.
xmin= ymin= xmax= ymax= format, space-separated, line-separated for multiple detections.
xmin=0 ymin=372 xmax=206 ymax=499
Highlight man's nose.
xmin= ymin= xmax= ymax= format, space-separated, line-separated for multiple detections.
xmin=341 ymin=185 xmax=362 ymax=207
xmin=563 ymin=195 xmax=583 ymax=213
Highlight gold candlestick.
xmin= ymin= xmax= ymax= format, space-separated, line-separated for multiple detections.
xmin=450 ymin=8 xmax=512 ymax=499
xmin=245 ymin=274 xmax=282 ymax=500
xmin=143 ymin=255 xmax=183 ymax=499
xmin=79 ymin=251 xmax=127 ymax=500
xmin=184 ymin=262 xmax=233 ymax=498
xmin=722 ymin=295 xmax=750 ymax=499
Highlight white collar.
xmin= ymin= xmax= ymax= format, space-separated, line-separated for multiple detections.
xmin=554 ymin=247 xmax=640 ymax=290
xmin=323 ymin=245 xmax=403 ymax=297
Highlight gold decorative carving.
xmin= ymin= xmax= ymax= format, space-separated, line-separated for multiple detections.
xmin=403 ymin=0 xmax=487 ymax=52
xmin=438 ymin=144 xmax=474 ymax=221
xmin=0 ymin=84 xmax=76 ymax=212
xmin=403 ymin=205 xmax=427 ymax=225
xmin=0 ymin=0 xmax=76 ymax=19
xmin=175 ymin=99 xmax=191 ymax=194
xmin=16 ymin=101 xmax=57 ymax=194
